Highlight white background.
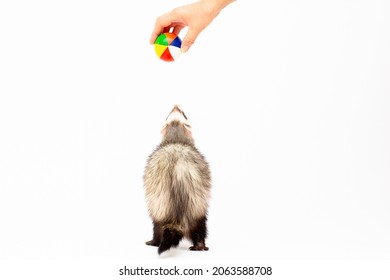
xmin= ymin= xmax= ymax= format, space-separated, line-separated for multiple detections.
xmin=0 ymin=0 xmax=389 ymax=279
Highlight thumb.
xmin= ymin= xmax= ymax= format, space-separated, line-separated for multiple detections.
xmin=181 ymin=28 xmax=199 ymax=53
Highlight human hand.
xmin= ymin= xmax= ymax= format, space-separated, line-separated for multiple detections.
xmin=150 ymin=0 xmax=234 ymax=53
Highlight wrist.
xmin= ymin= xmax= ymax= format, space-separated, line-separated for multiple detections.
xmin=200 ymin=0 xmax=235 ymax=18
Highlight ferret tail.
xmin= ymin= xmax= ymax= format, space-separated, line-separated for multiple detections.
xmin=158 ymin=223 xmax=184 ymax=255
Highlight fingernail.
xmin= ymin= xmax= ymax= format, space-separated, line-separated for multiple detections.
xmin=181 ymin=45 xmax=189 ymax=53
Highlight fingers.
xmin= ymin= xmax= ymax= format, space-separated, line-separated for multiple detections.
xmin=150 ymin=20 xmax=200 ymax=54
xmin=149 ymin=14 xmax=170 ymax=44
xmin=171 ymin=25 xmax=185 ymax=36
xmin=181 ymin=28 xmax=198 ymax=53
xmin=149 ymin=13 xmax=185 ymax=44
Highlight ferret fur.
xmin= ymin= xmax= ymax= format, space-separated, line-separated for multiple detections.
xmin=143 ymin=105 xmax=211 ymax=254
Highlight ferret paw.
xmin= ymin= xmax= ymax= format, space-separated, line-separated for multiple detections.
xmin=189 ymin=243 xmax=209 ymax=251
xmin=145 ymin=240 xmax=159 ymax=247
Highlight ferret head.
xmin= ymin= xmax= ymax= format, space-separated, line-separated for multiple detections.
xmin=161 ymin=105 xmax=194 ymax=145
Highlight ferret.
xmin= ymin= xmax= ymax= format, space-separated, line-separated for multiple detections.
xmin=143 ymin=105 xmax=211 ymax=254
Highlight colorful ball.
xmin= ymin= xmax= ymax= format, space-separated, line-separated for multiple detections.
xmin=154 ymin=33 xmax=182 ymax=62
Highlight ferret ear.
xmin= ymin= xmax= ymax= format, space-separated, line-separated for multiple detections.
xmin=183 ymin=124 xmax=192 ymax=136
xmin=161 ymin=124 xmax=167 ymax=136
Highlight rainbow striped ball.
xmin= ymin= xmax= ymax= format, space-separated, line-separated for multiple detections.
xmin=154 ymin=33 xmax=182 ymax=62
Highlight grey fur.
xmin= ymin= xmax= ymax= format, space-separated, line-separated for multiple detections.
xmin=143 ymin=106 xmax=211 ymax=247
